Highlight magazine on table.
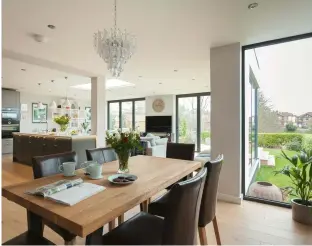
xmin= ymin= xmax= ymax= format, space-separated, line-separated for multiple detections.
xmin=26 ymin=178 xmax=105 ymax=206
xmin=26 ymin=178 xmax=84 ymax=197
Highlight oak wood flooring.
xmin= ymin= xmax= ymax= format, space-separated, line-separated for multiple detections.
xmin=2 ymin=155 xmax=312 ymax=245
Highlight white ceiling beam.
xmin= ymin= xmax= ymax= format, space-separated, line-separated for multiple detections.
xmin=2 ymin=49 xmax=100 ymax=78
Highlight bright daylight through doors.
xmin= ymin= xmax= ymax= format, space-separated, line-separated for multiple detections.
xmin=1 ymin=0 xmax=312 ymax=245
xmin=244 ymin=36 xmax=312 ymax=205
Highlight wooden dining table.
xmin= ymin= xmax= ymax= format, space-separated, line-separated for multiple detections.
xmin=2 ymin=155 xmax=201 ymax=243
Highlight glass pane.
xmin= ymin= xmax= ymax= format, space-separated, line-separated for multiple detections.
xmin=135 ymin=100 xmax=146 ymax=132
xmin=200 ymin=96 xmax=211 ymax=152
xmin=109 ymin=102 xmax=119 ymax=130
xmin=121 ymin=102 xmax=133 ymax=131
xmin=178 ymin=97 xmax=197 ymax=148
xmin=243 ymin=39 xmax=312 ymax=205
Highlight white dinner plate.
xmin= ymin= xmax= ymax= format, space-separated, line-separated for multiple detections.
xmin=108 ymin=174 xmax=138 ymax=185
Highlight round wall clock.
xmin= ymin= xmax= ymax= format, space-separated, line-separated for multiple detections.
xmin=152 ymin=98 xmax=165 ymax=112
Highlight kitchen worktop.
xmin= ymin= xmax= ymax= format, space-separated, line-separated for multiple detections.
xmin=13 ymin=132 xmax=96 ymax=139
xmin=13 ymin=133 xmax=96 ymax=165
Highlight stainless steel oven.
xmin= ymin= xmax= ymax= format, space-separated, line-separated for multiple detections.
xmin=2 ymin=108 xmax=20 ymax=125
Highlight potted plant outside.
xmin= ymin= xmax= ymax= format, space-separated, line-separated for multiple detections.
xmin=275 ymin=149 xmax=312 ymax=225
xmin=105 ymin=130 xmax=142 ymax=173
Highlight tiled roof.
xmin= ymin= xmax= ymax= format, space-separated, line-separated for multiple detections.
xmin=277 ymin=112 xmax=294 ymax=117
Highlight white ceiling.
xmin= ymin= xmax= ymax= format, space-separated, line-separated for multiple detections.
xmin=2 ymin=0 xmax=312 ymax=100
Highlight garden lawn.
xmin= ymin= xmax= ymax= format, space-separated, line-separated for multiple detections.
xmin=255 ymin=148 xmax=299 ymax=188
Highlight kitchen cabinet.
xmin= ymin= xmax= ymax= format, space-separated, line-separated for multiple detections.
xmin=2 ymin=89 xmax=20 ymax=108
xmin=2 ymin=139 xmax=13 ymax=154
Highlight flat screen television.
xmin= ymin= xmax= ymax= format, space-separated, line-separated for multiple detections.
xmin=146 ymin=116 xmax=172 ymax=133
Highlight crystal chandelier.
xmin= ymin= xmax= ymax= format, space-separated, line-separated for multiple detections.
xmin=94 ymin=0 xmax=136 ymax=78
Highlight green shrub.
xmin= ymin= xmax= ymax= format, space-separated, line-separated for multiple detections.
xmin=258 ymin=133 xmax=304 ymax=148
xmin=302 ymin=134 xmax=312 ymax=151
xmin=284 ymin=140 xmax=302 ymax=151
xmin=285 ymin=122 xmax=297 ymax=132
xmin=201 ymin=131 xmax=210 ymax=141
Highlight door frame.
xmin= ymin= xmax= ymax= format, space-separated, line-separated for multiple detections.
xmin=176 ymin=92 xmax=211 ymax=152
xmin=241 ymin=32 xmax=312 ymax=208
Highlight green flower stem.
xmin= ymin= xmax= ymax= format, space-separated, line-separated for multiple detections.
xmin=60 ymin=124 xmax=68 ymax=132
xmin=117 ymin=151 xmax=130 ymax=172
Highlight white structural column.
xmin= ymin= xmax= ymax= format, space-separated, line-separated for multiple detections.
xmin=91 ymin=77 xmax=107 ymax=147
xmin=210 ymin=43 xmax=242 ymax=204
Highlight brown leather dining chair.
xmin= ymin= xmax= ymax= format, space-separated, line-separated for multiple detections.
xmin=166 ymin=142 xmax=195 ymax=160
xmin=148 ymin=155 xmax=224 ymax=245
xmin=32 ymin=151 xmax=78 ymax=245
xmin=165 ymin=142 xmax=195 ymax=185
xmin=140 ymin=142 xmax=196 ymax=212
xmin=86 ymin=167 xmax=207 ymax=245
xmin=86 ymin=147 xmax=117 ymax=163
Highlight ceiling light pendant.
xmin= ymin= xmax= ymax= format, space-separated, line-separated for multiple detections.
xmin=62 ymin=77 xmax=71 ymax=109
xmin=37 ymin=83 xmax=45 ymax=109
xmin=93 ymin=0 xmax=136 ymax=78
xmin=62 ymin=99 xmax=71 ymax=109
xmin=38 ymin=102 xmax=44 ymax=109
xmin=49 ymin=100 xmax=57 ymax=109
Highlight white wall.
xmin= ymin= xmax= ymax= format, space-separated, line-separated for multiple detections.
xmin=19 ymin=92 xmax=90 ymax=133
xmin=210 ymin=43 xmax=242 ymax=204
xmin=145 ymin=95 xmax=176 ymax=136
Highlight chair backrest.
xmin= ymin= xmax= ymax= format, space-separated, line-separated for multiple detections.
xmin=86 ymin=147 xmax=117 ymax=163
xmin=32 ymin=151 xmax=77 ymax=179
xmin=198 ymin=154 xmax=224 ymax=227
xmin=166 ymin=143 xmax=195 ymax=161
xmin=162 ymin=167 xmax=207 ymax=245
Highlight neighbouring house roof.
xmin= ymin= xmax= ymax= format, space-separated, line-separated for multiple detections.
xmin=277 ymin=112 xmax=295 ymax=117
xmin=299 ymin=112 xmax=312 ymax=118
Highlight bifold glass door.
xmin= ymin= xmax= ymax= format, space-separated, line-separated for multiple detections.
xmin=108 ymin=99 xmax=145 ymax=132
xmin=176 ymin=93 xmax=211 ymax=152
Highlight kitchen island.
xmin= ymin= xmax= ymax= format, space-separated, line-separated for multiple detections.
xmin=13 ymin=133 xmax=96 ymax=166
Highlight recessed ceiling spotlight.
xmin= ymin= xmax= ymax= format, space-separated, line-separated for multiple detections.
xmin=192 ymin=78 xmax=195 ymax=80
xmin=174 ymin=69 xmax=178 ymax=72
xmin=31 ymin=33 xmax=49 ymax=43
xmin=51 ymin=80 xmax=54 ymax=83
xmin=138 ymin=76 xmax=142 ymax=78
xmin=159 ymin=82 xmax=162 ymax=85
xmin=21 ymin=68 xmax=26 ymax=71
xmin=248 ymin=3 xmax=258 ymax=9
xmin=47 ymin=24 xmax=56 ymax=29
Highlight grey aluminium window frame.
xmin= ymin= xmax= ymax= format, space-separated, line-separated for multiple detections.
xmin=241 ymin=32 xmax=312 ymax=208
xmin=176 ymin=92 xmax=211 ymax=152
xmin=107 ymin=98 xmax=145 ymax=130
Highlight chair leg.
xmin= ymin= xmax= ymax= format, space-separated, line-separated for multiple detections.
xmin=65 ymin=238 xmax=76 ymax=245
xmin=198 ymin=226 xmax=208 ymax=245
xmin=108 ymin=219 xmax=115 ymax=231
xmin=118 ymin=214 xmax=124 ymax=225
xmin=212 ymin=217 xmax=221 ymax=245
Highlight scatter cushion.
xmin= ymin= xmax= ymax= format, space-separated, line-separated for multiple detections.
xmin=155 ymin=138 xmax=168 ymax=145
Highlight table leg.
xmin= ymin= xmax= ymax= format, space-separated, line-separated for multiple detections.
xmin=141 ymin=200 xmax=149 ymax=212
xmin=118 ymin=214 xmax=124 ymax=225
xmin=27 ymin=210 xmax=43 ymax=236
xmin=108 ymin=219 xmax=115 ymax=231
xmin=85 ymin=227 xmax=103 ymax=245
